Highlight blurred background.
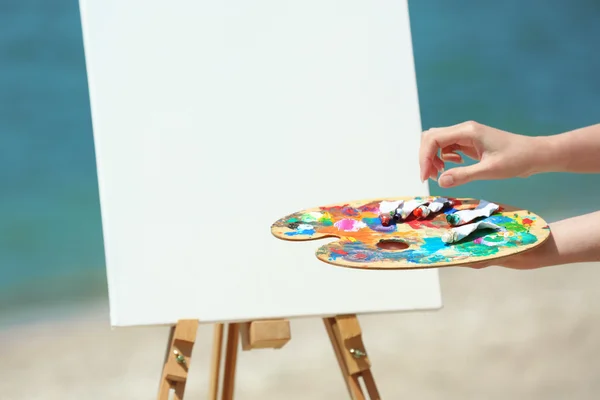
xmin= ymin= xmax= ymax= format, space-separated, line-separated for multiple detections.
xmin=1 ymin=0 xmax=599 ymax=399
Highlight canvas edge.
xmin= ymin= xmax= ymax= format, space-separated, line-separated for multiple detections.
xmin=76 ymin=0 xmax=122 ymax=327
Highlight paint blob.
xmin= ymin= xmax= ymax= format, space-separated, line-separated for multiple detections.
xmin=334 ymin=219 xmax=367 ymax=232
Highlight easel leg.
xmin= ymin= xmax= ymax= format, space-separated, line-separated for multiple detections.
xmin=158 ymin=326 xmax=177 ymax=399
xmin=323 ymin=316 xmax=380 ymax=400
xmin=324 ymin=317 xmax=365 ymax=399
xmin=157 ymin=320 xmax=199 ymax=400
xmin=361 ymin=369 xmax=380 ymax=399
xmin=221 ymin=323 xmax=240 ymax=400
xmin=208 ymin=323 xmax=225 ymax=400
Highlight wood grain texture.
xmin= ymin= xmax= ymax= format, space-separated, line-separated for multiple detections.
xmin=240 ymin=320 xmax=291 ymax=350
xmin=271 ymin=196 xmax=550 ymax=270
xmin=208 ymin=324 xmax=224 ymax=400
xmin=157 ymin=320 xmax=198 ymax=400
xmin=323 ymin=316 xmax=380 ymax=400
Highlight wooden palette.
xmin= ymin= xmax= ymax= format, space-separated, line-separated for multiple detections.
xmin=270 ymin=196 xmax=551 ymax=270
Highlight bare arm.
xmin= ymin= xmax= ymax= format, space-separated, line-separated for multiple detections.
xmin=472 ymin=210 xmax=600 ymax=270
xmin=539 ymin=123 xmax=600 ymax=174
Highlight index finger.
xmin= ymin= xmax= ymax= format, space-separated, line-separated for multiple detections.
xmin=419 ymin=121 xmax=479 ymax=181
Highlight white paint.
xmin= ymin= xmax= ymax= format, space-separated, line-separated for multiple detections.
xmin=296 ymin=224 xmax=316 ymax=233
xmin=427 ymin=197 xmax=450 ymax=213
xmin=399 ymin=199 xmax=429 ymax=219
xmin=379 ymin=200 xmax=404 ymax=215
xmin=78 ymin=0 xmax=442 ymax=327
xmin=449 ymin=200 xmax=499 ymax=225
xmin=334 ymin=219 xmax=368 ymax=232
xmin=442 ymin=220 xmax=504 ymax=243
xmin=302 ymin=212 xmax=323 ymax=223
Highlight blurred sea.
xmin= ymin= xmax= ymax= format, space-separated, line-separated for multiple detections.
xmin=1 ymin=0 xmax=599 ymax=323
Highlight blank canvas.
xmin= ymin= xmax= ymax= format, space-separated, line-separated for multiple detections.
xmin=78 ymin=0 xmax=443 ymax=327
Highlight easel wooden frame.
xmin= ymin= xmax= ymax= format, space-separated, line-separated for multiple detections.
xmin=157 ymin=315 xmax=380 ymax=400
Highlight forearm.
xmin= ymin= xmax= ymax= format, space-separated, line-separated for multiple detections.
xmin=536 ymin=124 xmax=600 ymax=174
xmin=522 ymin=210 xmax=600 ymax=269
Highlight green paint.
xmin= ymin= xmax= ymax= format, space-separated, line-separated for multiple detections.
xmin=300 ymin=213 xmax=319 ymax=223
xmin=483 ymin=234 xmax=505 ymax=243
xmin=319 ymin=215 xmax=334 ymax=226
xmin=497 ymin=220 xmax=529 ymax=233
xmin=516 ymin=232 xmax=537 ymax=245
xmin=455 ymin=241 xmax=500 ymax=257
xmin=446 ymin=214 xmax=460 ymax=225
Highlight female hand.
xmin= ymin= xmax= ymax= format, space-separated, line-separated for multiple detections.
xmin=419 ymin=121 xmax=550 ymax=188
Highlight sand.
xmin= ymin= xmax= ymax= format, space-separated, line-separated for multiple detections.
xmin=2 ymin=263 xmax=600 ymax=400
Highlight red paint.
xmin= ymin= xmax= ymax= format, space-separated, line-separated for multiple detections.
xmin=331 ymin=248 xmax=348 ymax=255
xmin=319 ymin=204 xmax=360 ymax=216
xmin=358 ymin=202 xmax=380 ymax=213
xmin=380 ymin=214 xmax=391 ymax=226
xmin=407 ymin=219 xmax=438 ymax=229
xmin=413 ymin=207 xmax=423 ymax=218
xmin=354 ymin=252 xmax=368 ymax=259
xmin=341 ymin=206 xmax=359 ymax=216
xmin=320 ymin=205 xmax=346 ymax=213
xmin=522 ymin=218 xmax=533 ymax=225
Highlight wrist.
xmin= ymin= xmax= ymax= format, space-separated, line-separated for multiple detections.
xmin=529 ymin=134 xmax=570 ymax=174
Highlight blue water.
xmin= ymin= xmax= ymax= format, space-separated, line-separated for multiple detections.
xmin=1 ymin=0 xmax=599 ymax=315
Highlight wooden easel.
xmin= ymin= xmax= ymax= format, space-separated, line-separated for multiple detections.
xmin=157 ymin=315 xmax=380 ymax=400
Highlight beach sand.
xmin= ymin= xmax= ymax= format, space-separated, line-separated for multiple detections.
xmin=2 ymin=263 xmax=600 ymax=400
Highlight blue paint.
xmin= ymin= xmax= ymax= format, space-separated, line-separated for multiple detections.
xmin=486 ymin=215 xmax=513 ymax=224
xmin=420 ymin=237 xmax=448 ymax=252
xmin=284 ymin=224 xmax=316 ymax=236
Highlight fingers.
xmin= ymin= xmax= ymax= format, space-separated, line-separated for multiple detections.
xmin=432 ymin=155 xmax=445 ymax=170
xmin=437 ymin=161 xmax=493 ymax=188
xmin=431 ymin=156 xmax=445 ymax=180
xmin=441 ymin=151 xmax=464 ymax=163
xmin=441 ymin=144 xmax=466 ymax=163
xmin=419 ymin=121 xmax=479 ymax=181
xmin=422 ymin=154 xmax=445 ymax=182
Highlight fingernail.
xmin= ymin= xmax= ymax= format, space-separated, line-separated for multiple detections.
xmin=439 ymin=175 xmax=454 ymax=187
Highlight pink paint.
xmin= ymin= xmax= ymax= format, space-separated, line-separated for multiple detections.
xmin=334 ymin=219 xmax=366 ymax=232
xmin=473 ymin=237 xmax=484 ymax=244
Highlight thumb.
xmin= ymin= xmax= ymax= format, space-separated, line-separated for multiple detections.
xmin=437 ymin=162 xmax=492 ymax=188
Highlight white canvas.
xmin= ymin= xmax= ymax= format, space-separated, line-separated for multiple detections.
xmin=78 ymin=0 xmax=443 ymax=327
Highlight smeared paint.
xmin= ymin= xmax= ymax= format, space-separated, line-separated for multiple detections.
xmin=273 ymin=196 xmax=545 ymax=267
xmin=357 ymin=203 xmax=381 ymax=213
xmin=319 ymin=212 xmax=334 ymax=226
xmin=334 ymin=218 xmax=367 ymax=232
xmin=341 ymin=206 xmax=360 ymax=216
xmin=300 ymin=212 xmax=322 ymax=223
xmin=406 ymin=219 xmax=439 ymax=230
xmin=317 ymin=213 xmax=540 ymax=265
xmin=285 ymin=223 xmax=316 ymax=236
xmin=363 ymin=217 xmax=397 ymax=233
xmin=319 ymin=204 xmax=358 ymax=215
